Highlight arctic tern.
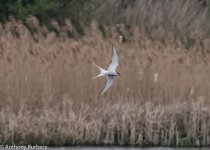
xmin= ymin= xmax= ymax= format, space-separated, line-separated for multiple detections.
xmin=93 ymin=46 xmax=120 ymax=95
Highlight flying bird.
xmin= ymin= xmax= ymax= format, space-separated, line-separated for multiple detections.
xmin=93 ymin=46 xmax=120 ymax=95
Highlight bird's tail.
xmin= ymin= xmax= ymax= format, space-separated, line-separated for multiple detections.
xmin=92 ymin=63 xmax=107 ymax=79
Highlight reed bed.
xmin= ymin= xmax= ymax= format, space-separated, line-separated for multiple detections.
xmin=0 ymin=19 xmax=210 ymax=146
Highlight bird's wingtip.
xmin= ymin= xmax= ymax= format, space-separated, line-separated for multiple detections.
xmin=92 ymin=62 xmax=96 ymax=66
xmin=97 ymin=92 xmax=102 ymax=97
xmin=98 ymin=88 xmax=105 ymax=96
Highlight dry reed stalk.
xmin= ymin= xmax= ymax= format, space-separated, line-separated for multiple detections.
xmin=0 ymin=20 xmax=209 ymax=146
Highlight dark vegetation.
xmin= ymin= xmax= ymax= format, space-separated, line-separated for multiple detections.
xmin=1 ymin=0 xmax=210 ymax=37
xmin=0 ymin=0 xmax=100 ymax=34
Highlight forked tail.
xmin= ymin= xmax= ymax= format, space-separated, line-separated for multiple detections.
xmin=92 ymin=63 xmax=107 ymax=79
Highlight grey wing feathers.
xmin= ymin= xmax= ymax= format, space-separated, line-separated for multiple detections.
xmin=99 ymin=75 xmax=115 ymax=95
xmin=108 ymin=46 xmax=119 ymax=72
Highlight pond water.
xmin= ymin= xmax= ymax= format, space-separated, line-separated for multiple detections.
xmin=48 ymin=147 xmax=209 ymax=150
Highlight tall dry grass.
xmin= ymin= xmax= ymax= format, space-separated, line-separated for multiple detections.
xmin=0 ymin=18 xmax=210 ymax=146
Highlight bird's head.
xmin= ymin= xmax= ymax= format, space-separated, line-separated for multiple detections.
xmin=117 ymin=72 xmax=121 ymax=76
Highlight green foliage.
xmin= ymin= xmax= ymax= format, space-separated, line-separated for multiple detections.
xmin=55 ymin=0 xmax=100 ymax=35
xmin=1 ymin=0 xmax=210 ymax=37
xmin=179 ymin=137 xmax=192 ymax=147
xmin=98 ymin=23 xmax=107 ymax=38
xmin=0 ymin=0 xmax=99 ymax=34
xmin=0 ymin=0 xmax=58 ymax=22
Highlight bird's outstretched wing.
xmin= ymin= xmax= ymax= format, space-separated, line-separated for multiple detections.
xmin=99 ymin=75 xmax=115 ymax=95
xmin=108 ymin=46 xmax=119 ymax=72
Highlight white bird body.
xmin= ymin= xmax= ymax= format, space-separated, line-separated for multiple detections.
xmin=93 ymin=46 xmax=120 ymax=95
xmin=107 ymin=71 xmax=119 ymax=76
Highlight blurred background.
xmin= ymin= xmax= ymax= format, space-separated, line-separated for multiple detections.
xmin=1 ymin=0 xmax=210 ymax=38
xmin=0 ymin=0 xmax=210 ymax=147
